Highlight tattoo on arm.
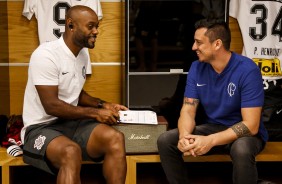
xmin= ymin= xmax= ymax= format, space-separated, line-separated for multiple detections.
xmin=231 ymin=122 xmax=252 ymax=138
xmin=183 ymin=97 xmax=199 ymax=106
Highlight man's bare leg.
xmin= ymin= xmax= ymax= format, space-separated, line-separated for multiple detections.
xmin=86 ymin=124 xmax=127 ymax=184
xmin=46 ymin=136 xmax=82 ymax=184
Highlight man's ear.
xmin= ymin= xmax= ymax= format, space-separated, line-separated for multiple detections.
xmin=66 ymin=18 xmax=74 ymax=30
xmin=214 ymin=39 xmax=222 ymax=50
xmin=68 ymin=23 xmax=73 ymax=29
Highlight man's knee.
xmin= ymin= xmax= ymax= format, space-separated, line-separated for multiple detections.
xmin=106 ymin=129 xmax=125 ymax=153
xmin=157 ymin=132 xmax=168 ymax=148
xmin=111 ymin=130 xmax=125 ymax=146
xmin=157 ymin=129 xmax=178 ymax=151
xmin=47 ymin=137 xmax=83 ymax=166
xmin=46 ymin=143 xmax=82 ymax=169
xmin=60 ymin=144 xmax=82 ymax=162
xmin=230 ymin=138 xmax=257 ymax=162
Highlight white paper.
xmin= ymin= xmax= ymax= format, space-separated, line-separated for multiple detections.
xmin=118 ymin=110 xmax=158 ymax=125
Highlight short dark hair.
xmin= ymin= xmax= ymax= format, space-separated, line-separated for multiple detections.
xmin=195 ymin=19 xmax=231 ymax=50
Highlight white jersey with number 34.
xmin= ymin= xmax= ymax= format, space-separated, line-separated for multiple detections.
xmin=229 ymin=0 xmax=282 ymax=80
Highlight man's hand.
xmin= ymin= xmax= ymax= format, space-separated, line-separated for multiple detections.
xmin=103 ymin=102 xmax=128 ymax=113
xmin=177 ymin=136 xmax=196 ymax=157
xmin=95 ymin=108 xmax=120 ymax=125
xmin=182 ymin=135 xmax=214 ymax=157
xmin=96 ymin=103 xmax=128 ymax=124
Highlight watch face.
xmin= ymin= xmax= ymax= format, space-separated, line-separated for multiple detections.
xmin=98 ymin=100 xmax=105 ymax=108
xmin=98 ymin=102 xmax=103 ymax=108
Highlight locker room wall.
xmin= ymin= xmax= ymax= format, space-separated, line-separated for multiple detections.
xmin=0 ymin=0 xmax=242 ymax=115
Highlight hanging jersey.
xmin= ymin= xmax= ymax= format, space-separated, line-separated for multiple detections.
xmin=22 ymin=0 xmax=103 ymax=74
xmin=229 ymin=0 xmax=282 ymax=80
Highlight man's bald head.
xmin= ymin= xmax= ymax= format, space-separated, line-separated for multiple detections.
xmin=66 ymin=5 xmax=97 ymax=20
xmin=65 ymin=5 xmax=98 ymax=30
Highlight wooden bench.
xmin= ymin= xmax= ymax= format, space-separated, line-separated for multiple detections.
xmin=1 ymin=142 xmax=282 ymax=184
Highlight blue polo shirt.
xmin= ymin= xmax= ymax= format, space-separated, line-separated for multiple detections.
xmin=185 ymin=52 xmax=268 ymax=142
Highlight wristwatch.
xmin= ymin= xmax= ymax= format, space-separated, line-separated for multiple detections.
xmin=97 ymin=100 xmax=105 ymax=108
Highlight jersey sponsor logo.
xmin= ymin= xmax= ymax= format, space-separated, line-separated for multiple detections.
xmin=196 ymin=83 xmax=206 ymax=87
xmin=277 ymin=109 xmax=282 ymax=114
xmin=227 ymin=82 xmax=236 ymax=97
xmin=253 ymin=58 xmax=282 ymax=77
xmin=62 ymin=72 xmax=69 ymax=75
xmin=34 ymin=135 xmax=46 ymax=150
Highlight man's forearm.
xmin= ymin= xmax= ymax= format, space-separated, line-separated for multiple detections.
xmin=45 ymin=98 xmax=100 ymax=120
xmin=78 ymin=90 xmax=106 ymax=108
xmin=178 ymin=97 xmax=198 ymax=139
xmin=178 ymin=116 xmax=195 ymax=139
xmin=231 ymin=121 xmax=252 ymax=138
xmin=208 ymin=121 xmax=252 ymax=147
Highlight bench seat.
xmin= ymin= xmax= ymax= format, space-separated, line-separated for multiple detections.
xmin=1 ymin=142 xmax=282 ymax=184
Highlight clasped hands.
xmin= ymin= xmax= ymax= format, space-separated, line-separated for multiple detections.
xmin=177 ymin=134 xmax=213 ymax=157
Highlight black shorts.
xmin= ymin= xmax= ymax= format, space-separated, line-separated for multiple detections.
xmin=23 ymin=119 xmax=101 ymax=174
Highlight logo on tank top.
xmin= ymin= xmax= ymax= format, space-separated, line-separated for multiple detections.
xmin=227 ymin=82 xmax=236 ymax=97
xmin=34 ymin=135 xmax=46 ymax=150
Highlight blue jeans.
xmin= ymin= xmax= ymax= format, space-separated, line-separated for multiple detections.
xmin=157 ymin=124 xmax=265 ymax=184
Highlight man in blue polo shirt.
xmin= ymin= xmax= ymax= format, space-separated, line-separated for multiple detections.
xmin=157 ymin=19 xmax=268 ymax=184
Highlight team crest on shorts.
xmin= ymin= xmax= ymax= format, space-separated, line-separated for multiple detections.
xmin=34 ymin=135 xmax=46 ymax=150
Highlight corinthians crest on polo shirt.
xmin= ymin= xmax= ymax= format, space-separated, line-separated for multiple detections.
xmin=227 ymin=82 xmax=236 ymax=97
